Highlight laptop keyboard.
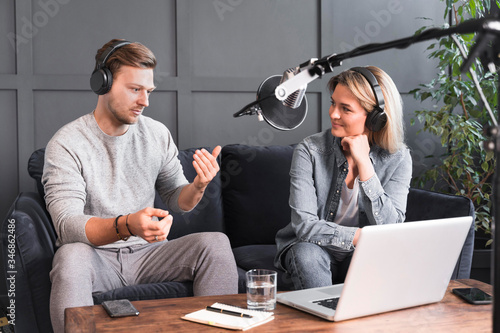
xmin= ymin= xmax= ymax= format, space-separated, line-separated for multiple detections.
xmin=313 ymin=297 xmax=340 ymax=310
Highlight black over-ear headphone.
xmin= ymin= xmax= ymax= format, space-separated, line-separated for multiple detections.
xmin=350 ymin=67 xmax=387 ymax=132
xmin=90 ymin=40 xmax=132 ymax=95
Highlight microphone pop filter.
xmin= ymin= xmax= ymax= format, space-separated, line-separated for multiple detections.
xmin=257 ymin=75 xmax=308 ymax=131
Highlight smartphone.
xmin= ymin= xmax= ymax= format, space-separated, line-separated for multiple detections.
xmin=452 ymin=288 xmax=492 ymax=305
xmin=102 ymin=299 xmax=140 ymax=317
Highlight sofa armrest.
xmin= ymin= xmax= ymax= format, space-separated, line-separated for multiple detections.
xmin=1 ymin=192 xmax=57 ymax=333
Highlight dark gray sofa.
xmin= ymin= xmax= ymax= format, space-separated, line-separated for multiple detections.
xmin=1 ymin=144 xmax=475 ymax=333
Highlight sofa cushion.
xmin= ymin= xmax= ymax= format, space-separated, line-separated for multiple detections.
xmin=155 ymin=147 xmax=225 ymax=240
xmin=405 ymin=188 xmax=475 ymax=222
xmin=405 ymin=188 xmax=475 ymax=279
xmin=232 ymin=245 xmax=294 ymax=291
xmin=221 ymin=144 xmax=295 ymax=248
xmin=236 ymin=267 xmax=247 ymax=294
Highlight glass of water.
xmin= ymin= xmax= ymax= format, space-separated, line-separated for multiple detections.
xmin=246 ymin=269 xmax=277 ymax=311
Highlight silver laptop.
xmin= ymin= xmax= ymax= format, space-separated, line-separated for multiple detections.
xmin=277 ymin=216 xmax=473 ymax=321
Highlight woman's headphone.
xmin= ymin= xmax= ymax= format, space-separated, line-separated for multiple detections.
xmin=90 ymin=40 xmax=132 ymax=95
xmin=350 ymin=67 xmax=387 ymax=132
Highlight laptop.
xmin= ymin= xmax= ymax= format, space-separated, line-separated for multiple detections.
xmin=277 ymin=216 xmax=473 ymax=321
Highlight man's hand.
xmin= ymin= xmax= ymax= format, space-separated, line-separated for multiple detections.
xmin=192 ymin=146 xmax=222 ymax=190
xmin=127 ymin=207 xmax=173 ymax=243
xmin=85 ymin=207 xmax=172 ymax=246
xmin=177 ymin=145 xmax=222 ymax=212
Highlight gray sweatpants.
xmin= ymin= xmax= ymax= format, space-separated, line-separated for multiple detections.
xmin=49 ymin=232 xmax=238 ymax=333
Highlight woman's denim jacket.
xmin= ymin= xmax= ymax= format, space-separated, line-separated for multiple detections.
xmin=274 ymin=130 xmax=412 ymax=272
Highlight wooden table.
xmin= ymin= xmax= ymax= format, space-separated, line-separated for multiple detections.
xmin=65 ymin=279 xmax=492 ymax=332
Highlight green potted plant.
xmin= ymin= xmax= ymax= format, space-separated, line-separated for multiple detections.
xmin=410 ymin=0 xmax=498 ymax=282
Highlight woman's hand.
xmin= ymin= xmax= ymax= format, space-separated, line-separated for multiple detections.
xmin=341 ymin=132 xmax=374 ymax=181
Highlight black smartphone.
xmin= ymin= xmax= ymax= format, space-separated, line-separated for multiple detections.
xmin=452 ymin=288 xmax=492 ymax=305
xmin=102 ymin=299 xmax=140 ymax=317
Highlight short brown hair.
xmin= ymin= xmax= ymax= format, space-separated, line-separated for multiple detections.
xmin=95 ymin=39 xmax=157 ymax=77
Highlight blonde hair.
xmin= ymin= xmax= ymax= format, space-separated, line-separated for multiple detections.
xmin=327 ymin=66 xmax=405 ymax=153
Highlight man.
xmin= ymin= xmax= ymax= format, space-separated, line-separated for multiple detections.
xmin=43 ymin=39 xmax=238 ymax=332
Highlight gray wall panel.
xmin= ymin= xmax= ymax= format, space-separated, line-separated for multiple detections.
xmin=32 ymin=0 xmax=177 ymax=76
xmin=33 ymin=90 xmax=96 ymax=148
xmin=147 ymin=91 xmax=178 ymax=141
xmin=331 ymin=0 xmax=444 ymax=92
xmin=0 ymin=91 xmax=18 ymax=224
xmin=1 ymin=0 xmax=16 ymax=74
xmin=190 ymin=91 xmax=321 ymax=148
xmin=191 ymin=0 xmax=320 ymax=78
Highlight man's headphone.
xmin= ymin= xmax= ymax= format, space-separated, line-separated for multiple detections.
xmin=350 ymin=67 xmax=387 ymax=132
xmin=90 ymin=40 xmax=132 ymax=95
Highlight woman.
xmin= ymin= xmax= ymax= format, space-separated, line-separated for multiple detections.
xmin=274 ymin=66 xmax=412 ymax=290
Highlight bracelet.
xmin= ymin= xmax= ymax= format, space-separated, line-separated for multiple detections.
xmin=114 ymin=215 xmax=129 ymax=241
xmin=125 ymin=214 xmax=135 ymax=236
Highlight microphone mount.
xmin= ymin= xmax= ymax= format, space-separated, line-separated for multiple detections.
xmin=275 ymin=17 xmax=499 ymax=102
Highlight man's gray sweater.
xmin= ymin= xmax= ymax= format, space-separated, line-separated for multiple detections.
xmin=42 ymin=112 xmax=189 ymax=248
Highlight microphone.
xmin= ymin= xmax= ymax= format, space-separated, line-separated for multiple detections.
xmin=279 ymin=66 xmax=307 ymax=109
xmin=275 ymin=58 xmax=321 ymax=103
xmin=233 ymin=59 xmax=317 ymax=130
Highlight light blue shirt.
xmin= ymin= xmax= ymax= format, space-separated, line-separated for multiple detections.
xmin=274 ymin=130 xmax=412 ymax=271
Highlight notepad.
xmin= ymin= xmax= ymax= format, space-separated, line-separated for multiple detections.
xmin=181 ymin=302 xmax=274 ymax=331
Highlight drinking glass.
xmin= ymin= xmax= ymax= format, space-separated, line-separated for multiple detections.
xmin=246 ymin=269 xmax=277 ymax=311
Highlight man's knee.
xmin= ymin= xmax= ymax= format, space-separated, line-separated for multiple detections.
xmin=51 ymin=243 xmax=97 ymax=281
xmin=192 ymin=232 xmax=232 ymax=252
xmin=53 ymin=243 xmax=96 ymax=263
xmin=193 ymin=232 xmax=236 ymax=266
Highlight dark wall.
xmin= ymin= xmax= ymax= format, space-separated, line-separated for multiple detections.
xmin=0 ymin=0 xmax=445 ymax=241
